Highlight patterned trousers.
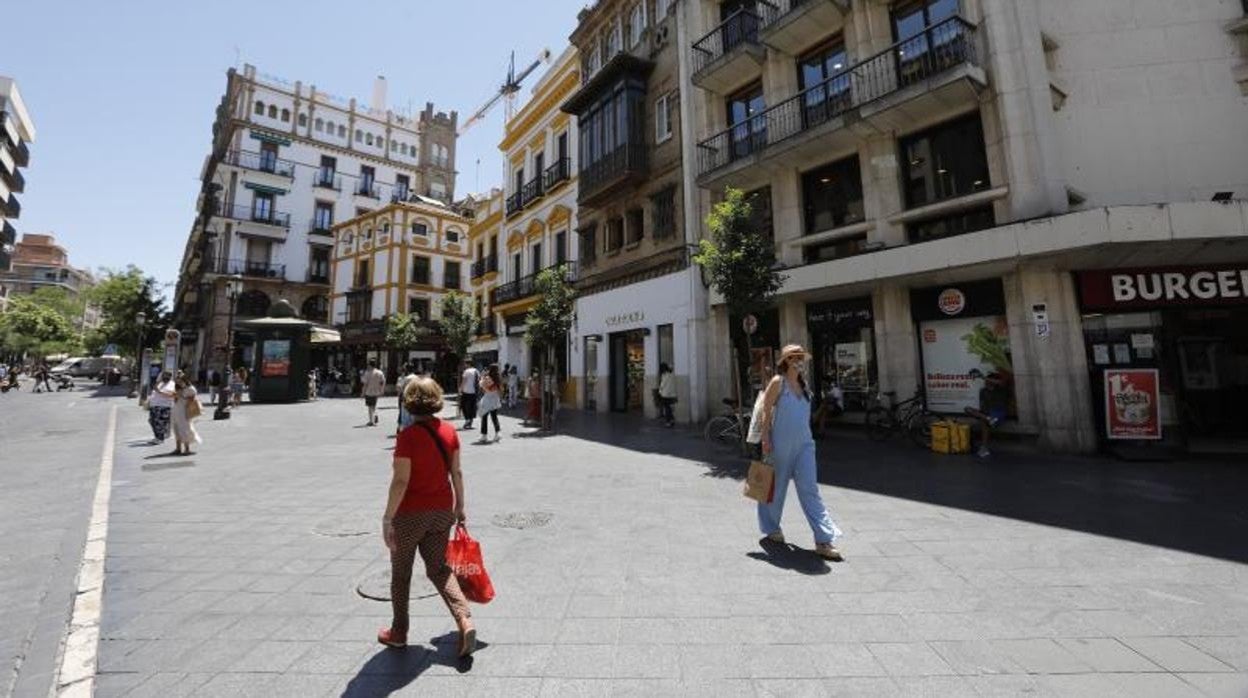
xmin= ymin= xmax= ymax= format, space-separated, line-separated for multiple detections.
xmin=390 ymin=510 xmax=471 ymax=633
xmin=148 ymin=406 xmax=171 ymax=441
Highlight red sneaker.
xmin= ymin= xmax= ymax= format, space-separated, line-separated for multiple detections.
xmin=377 ymin=628 xmax=407 ymax=648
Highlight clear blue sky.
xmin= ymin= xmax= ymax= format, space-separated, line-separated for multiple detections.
xmin=5 ymin=0 xmax=587 ymax=303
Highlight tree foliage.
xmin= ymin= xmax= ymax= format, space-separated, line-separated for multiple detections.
xmin=692 ymin=188 xmax=785 ymax=316
xmin=85 ymin=266 xmax=167 ymax=356
xmin=385 ymin=313 xmax=433 ymax=351
xmin=524 ymin=265 xmax=576 ymax=353
xmin=0 ymin=294 xmax=79 ymax=356
xmin=437 ymin=291 xmax=479 ymax=361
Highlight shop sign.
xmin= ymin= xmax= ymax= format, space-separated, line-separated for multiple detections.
xmin=806 ymin=299 xmax=872 ymax=328
xmin=1104 ymin=368 xmax=1161 ymax=440
xmin=919 ymin=315 xmax=1014 ymax=413
xmin=1078 ymin=265 xmax=1248 ymax=310
xmin=261 ymin=339 xmax=291 ymax=377
xmin=938 ymin=288 xmax=967 ymax=316
xmin=605 ymin=310 xmax=645 ymax=327
xmin=162 ymin=329 xmax=180 ymax=371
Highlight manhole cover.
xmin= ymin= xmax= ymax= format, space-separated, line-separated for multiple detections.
xmin=355 ymin=566 xmax=439 ymax=602
xmin=492 ymin=511 xmax=554 ymax=529
xmin=314 ymin=514 xmax=375 ymax=537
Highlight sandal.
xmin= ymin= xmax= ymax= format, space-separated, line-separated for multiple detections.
xmin=815 ymin=543 xmax=844 ymax=562
xmin=377 ymin=628 xmax=407 ymax=648
xmin=458 ymin=627 xmax=477 ymax=658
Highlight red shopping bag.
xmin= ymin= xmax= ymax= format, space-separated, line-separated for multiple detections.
xmin=445 ymin=524 xmax=495 ymax=604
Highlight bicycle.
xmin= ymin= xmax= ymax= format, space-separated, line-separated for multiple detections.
xmin=704 ymin=397 xmax=750 ymax=452
xmin=864 ymin=387 xmax=937 ymax=447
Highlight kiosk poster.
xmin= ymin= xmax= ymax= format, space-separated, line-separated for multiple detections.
xmin=919 ymin=315 xmax=1014 ymax=413
xmin=261 ymin=339 xmax=291 ymax=377
xmin=1104 ymin=368 xmax=1161 ymax=440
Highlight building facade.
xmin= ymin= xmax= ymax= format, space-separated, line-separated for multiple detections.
xmin=466 ymin=188 xmax=503 ymax=366
xmin=492 ymin=47 xmax=581 ymax=387
xmin=328 ymin=201 xmax=472 ymax=385
xmin=0 ymin=233 xmax=100 ymax=329
xmin=684 ymin=0 xmax=1248 ymax=452
xmin=561 ymin=0 xmax=711 ymax=423
xmin=171 ymin=63 xmax=458 ymax=377
xmin=0 ymin=76 xmax=35 ymax=276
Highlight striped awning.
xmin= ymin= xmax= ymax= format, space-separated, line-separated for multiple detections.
xmin=249 ymin=130 xmax=292 ymax=146
xmin=244 ymin=182 xmax=288 ymax=196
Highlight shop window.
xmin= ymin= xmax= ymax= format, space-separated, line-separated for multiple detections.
xmin=899 ymin=112 xmax=991 ymax=209
xmin=411 ymin=256 xmax=431 ymax=285
xmin=626 ymin=208 xmax=645 ymax=245
xmin=802 ymin=155 xmax=864 ymax=234
xmin=804 ymin=233 xmax=868 ymax=264
xmin=907 ymin=205 xmax=995 ymax=244
xmin=651 ymin=186 xmax=677 ymax=239
xmin=807 ymin=298 xmax=877 ymax=413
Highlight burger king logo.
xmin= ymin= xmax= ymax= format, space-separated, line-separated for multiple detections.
xmin=937 ymin=288 xmax=965 ymax=316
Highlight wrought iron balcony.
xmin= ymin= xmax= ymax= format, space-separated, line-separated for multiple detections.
xmin=355 ymin=182 xmax=380 ymax=199
xmin=12 ymin=139 xmax=29 ymax=167
xmin=691 ymin=8 xmax=762 ymax=75
xmin=490 ymin=262 xmax=578 ymax=306
xmin=224 ymin=149 xmax=295 ymax=178
xmin=1 ymin=166 xmax=24 ymax=193
xmin=757 ymin=0 xmax=850 ymax=55
xmin=2 ymin=193 xmax=19 ymax=219
xmin=308 ymin=218 xmax=334 ymax=236
xmin=1 ymin=219 xmax=15 ymax=245
xmin=391 ymin=189 xmax=411 ymax=203
xmin=314 ymin=171 xmax=342 ymax=190
xmin=214 ymin=202 xmax=291 ymax=227
xmin=696 ymin=16 xmax=979 ymax=178
xmin=306 ymin=271 xmax=331 ymax=284
xmin=505 ymin=192 xmax=523 ymax=217
xmin=521 ymin=176 xmax=545 ymax=207
xmin=579 ymin=142 xmax=647 ymax=205
xmin=471 ymin=254 xmax=499 ymax=279
xmin=211 ymin=258 xmax=287 ymax=280
xmin=543 ymin=157 xmax=571 ymax=191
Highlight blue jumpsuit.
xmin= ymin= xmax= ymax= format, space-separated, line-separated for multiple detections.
xmin=758 ymin=380 xmax=842 ymax=545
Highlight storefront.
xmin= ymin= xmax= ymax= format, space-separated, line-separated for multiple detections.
xmin=1076 ymin=264 xmax=1248 ymax=452
xmin=910 ymin=279 xmax=1017 ymax=418
xmin=806 ymin=297 xmax=876 ymax=413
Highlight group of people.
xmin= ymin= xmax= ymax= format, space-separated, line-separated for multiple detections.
xmin=146 ymin=369 xmax=203 ymax=455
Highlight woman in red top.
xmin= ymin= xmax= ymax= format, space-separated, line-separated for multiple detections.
xmin=378 ymin=376 xmax=476 ymax=657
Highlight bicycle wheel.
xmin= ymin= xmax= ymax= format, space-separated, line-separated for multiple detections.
xmin=864 ymin=407 xmax=894 ymax=441
xmin=704 ymin=415 xmax=741 ymax=451
xmin=907 ymin=411 xmax=938 ymax=449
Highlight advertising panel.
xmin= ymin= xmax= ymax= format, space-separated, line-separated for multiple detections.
xmin=919 ymin=315 xmax=1014 ymax=413
xmin=261 ymin=339 xmax=291 ymax=377
xmin=1103 ymin=368 xmax=1161 ymax=440
xmin=1078 ymin=265 xmax=1248 ymax=311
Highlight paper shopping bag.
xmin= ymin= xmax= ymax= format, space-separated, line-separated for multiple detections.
xmin=743 ymin=459 xmax=775 ymax=503
xmin=445 ymin=524 xmax=495 ymax=604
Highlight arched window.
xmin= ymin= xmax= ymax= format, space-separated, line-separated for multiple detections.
xmin=337 ymin=125 xmax=346 ymax=137
xmin=267 ymin=105 xmax=278 ymax=119
xmin=237 ymin=289 xmax=271 ymax=317
xmin=254 ymin=100 xmax=265 ymax=115
xmin=298 ymin=113 xmax=308 ymax=127
xmin=382 ymin=222 xmax=391 ymax=235
xmin=326 ymin=120 xmax=335 ymax=133
xmin=355 ymin=129 xmax=363 ymax=142
xmin=301 ymin=295 xmax=328 ymax=322
xmin=365 ymin=133 xmax=373 ymax=146
xmin=315 ymin=118 xmax=324 ymax=132
xmin=363 ymin=227 xmax=373 ymax=243
xmin=280 ymin=108 xmax=291 ymax=122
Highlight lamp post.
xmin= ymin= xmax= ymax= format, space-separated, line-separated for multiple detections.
xmin=127 ymin=311 xmax=147 ymax=398
xmin=214 ymin=275 xmax=243 ymax=420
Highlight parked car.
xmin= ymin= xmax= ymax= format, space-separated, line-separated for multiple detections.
xmin=50 ymin=356 xmax=127 ymax=379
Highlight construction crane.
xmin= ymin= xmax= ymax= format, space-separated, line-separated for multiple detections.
xmin=458 ymin=48 xmax=552 ymax=136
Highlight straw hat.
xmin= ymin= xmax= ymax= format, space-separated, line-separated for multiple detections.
xmin=776 ymin=344 xmax=811 ymax=368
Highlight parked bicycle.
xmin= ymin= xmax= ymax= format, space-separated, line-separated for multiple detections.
xmin=864 ymin=387 xmax=937 ymax=447
xmin=704 ymin=397 xmax=750 ymax=452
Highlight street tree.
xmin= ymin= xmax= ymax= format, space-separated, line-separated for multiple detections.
xmin=524 ymin=264 xmax=575 ymax=431
xmin=0 ymin=294 xmax=79 ymax=357
xmin=437 ymin=290 xmax=479 ymax=366
xmin=693 ymin=187 xmax=786 ymax=415
xmin=86 ymin=266 xmax=167 ymax=357
xmin=385 ymin=313 xmax=434 ymax=357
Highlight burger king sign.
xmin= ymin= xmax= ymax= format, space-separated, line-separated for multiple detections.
xmin=937 ymin=288 xmax=966 ymax=316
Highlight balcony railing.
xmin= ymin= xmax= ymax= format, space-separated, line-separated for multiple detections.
xmin=314 ymin=171 xmax=342 ymax=190
xmin=692 ymin=8 xmax=761 ymax=74
xmin=490 ymin=262 xmax=578 ymax=306
xmin=477 ymin=316 xmax=497 ymax=337
xmin=543 ymin=157 xmax=571 ymax=191
xmin=13 ymin=140 xmax=29 ymax=167
xmin=579 ymin=142 xmax=647 ymax=203
xmin=215 ymin=202 xmax=291 ymax=228
xmin=308 ymin=218 xmax=334 ymax=235
xmin=307 ymin=271 xmax=331 ymax=284
xmin=521 ymin=176 xmax=545 ymax=207
xmin=758 ymin=0 xmax=822 ymax=27
xmin=696 ymin=16 xmax=979 ymax=178
xmin=505 ymin=192 xmax=523 ymax=217
xmin=1 ymin=166 xmax=24 ymax=193
xmin=391 ymin=189 xmax=411 ymax=203
xmin=212 ymin=258 xmax=287 ymax=279
xmin=2 ymin=194 xmax=19 ymax=219
xmin=224 ymin=149 xmax=295 ymax=177
xmin=355 ymin=182 xmax=380 ymax=199
xmin=471 ymin=254 xmax=499 ymax=279
xmin=1 ymin=219 xmax=15 ymax=244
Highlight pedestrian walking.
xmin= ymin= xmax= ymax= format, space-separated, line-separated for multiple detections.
xmin=459 ymin=362 xmax=480 ymax=430
xmin=230 ymin=366 xmax=247 ymax=407
xmin=396 ymin=362 xmax=418 ymax=434
xmin=476 ymin=364 xmax=502 ymax=443
xmin=147 ymin=371 xmax=177 ymax=445
xmin=525 ymin=369 xmax=541 ymax=424
xmin=506 ymin=366 xmax=519 ymax=409
xmin=361 ymin=359 xmax=386 ymax=426
xmin=171 ymin=375 xmax=202 ymax=455
xmin=378 ymin=376 xmax=477 ymax=657
xmin=501 ymin=363 xmax=511 ymax=405
xmin=965 ymin=368 xmax=1008 ymax=458
xmin=757 ymin=344 xmax=844 ymax=561
xmin=658 ymin=362 xmax=677 ymax=427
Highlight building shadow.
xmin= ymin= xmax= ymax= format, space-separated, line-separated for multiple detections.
xmin=555 ymin=410 xmax=1248 ymax=565
xmin=339 ymin=632 xmax=483 ymax=697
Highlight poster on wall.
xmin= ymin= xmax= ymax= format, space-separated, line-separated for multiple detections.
xmin=834 ymin=342 xmax=868 ymax=392
xmin=261 ymin=339 xmax=292 ymax=377
xmin=919 ymin=315 xmax=1014 ymax=413
xmin=1104 ymin=368 xmax=1161 ymax=440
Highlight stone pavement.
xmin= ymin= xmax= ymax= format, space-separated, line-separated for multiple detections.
xmin=47 ymin=394 xmax=1248 ymax=696
xmin=0 ymin=385 xmax=118 ymax=698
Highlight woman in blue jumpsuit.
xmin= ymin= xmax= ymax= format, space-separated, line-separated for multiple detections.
xmin=758 ymin=344 xmax=843 ymax=561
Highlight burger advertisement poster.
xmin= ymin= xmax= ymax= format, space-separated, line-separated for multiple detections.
xmin=912 ymin=282 xmax=1015 ymax=415
xmin=1103 ymin=369 xmax=1161 ymax=440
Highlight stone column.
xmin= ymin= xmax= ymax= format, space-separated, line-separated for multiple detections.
xmin=859 ymin=134 xmax=905 ymax=247
xmin=872 ymin=284 xmax=919 ymax=399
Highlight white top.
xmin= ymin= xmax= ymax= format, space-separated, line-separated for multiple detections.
xmin=362 ymin=368 xmax=386 ymax=397
xmin=460 ymin=367 xmax=479 ymax=394
xmin=507 ymin=372 xmax=518 ymax=390
xmin=659 ymin=372 xmax=676 ymax=399
xmin=148 ymin=381 xmax=177 ymax=408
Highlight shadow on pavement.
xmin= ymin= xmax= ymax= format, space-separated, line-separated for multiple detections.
xmin=555 ymin=410 xmax=1248 ymax=565
xmin=340 ymin=633 xmax=483 ymax=696
xmin=748 ymin=538 xmax=831 ymax=576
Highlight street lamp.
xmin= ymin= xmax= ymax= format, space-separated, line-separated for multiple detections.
xmin=127 ymin=311 xmax=147 ymax=398
xmin=214 ymin=275 xmax=243 ymax=420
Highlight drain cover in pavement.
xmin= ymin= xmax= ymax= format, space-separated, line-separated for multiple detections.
xmin=492 ymin=511 xmax=554 ymax=529
xmin=313 ymin=514 xmax=375 ymax=537
xmin=355 ymin=566 xmax=439 ymax=602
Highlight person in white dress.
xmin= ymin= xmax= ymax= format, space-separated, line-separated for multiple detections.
xmin=171 ymin=374 xmax=202 ymax=455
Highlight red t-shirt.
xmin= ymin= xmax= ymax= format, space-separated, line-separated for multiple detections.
xmin=394 ymin=418 xmax=459 ymax=513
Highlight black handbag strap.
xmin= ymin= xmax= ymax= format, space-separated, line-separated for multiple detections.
xmin=415 ymin=419 xmax=451 ymax=472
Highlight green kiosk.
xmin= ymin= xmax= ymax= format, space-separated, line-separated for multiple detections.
xmin=241 ymin=299 xmax=339 ymax=403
